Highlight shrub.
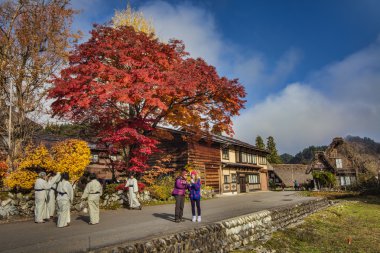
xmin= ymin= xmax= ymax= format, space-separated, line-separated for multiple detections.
xmin=18 ymin=144 xmax=54 ymax=171
xmin=312 ymin=171 xmax=336 ymax=188
xmin=4 ymin=169 xmax=38 ymax=190
xmin=4 ymin=139 xmax=91 ymax=191
xmin=148 ymin=176 xmax=174 ymax=201
xmin=115 ymin=183 xmax=125 ymax=191
xmin=269 ymin=179 xmax=277 ymax=190
xmin=0 ymin=161 xmax=8 ymax=178
xmin=103 ymin=183 xmax=119 ymax=195
xmin=51 ymin=139 xmax=91 ymax=181
xmin=116 ymin=182 xmax=146 ymax=192
xmin=0 ymin=161 xmax=8 ymax=188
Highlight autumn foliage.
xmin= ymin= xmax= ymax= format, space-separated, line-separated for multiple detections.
xmin=141 ymin=155 xmax=174 ymax=186
xmin=3 ymin=169 xmax=37 ymax=190
xmin=49 ymin=24 xmax=246 ymax=173
xmin=0 ymin=161 xmax=8 ymax=183
xmin=51 ymin=139 xmax=91 ymax=181
xmin=4 ymin=139 xmax=90 ymax=190
xmin=18 ymin=144 xmax=54 ymax=172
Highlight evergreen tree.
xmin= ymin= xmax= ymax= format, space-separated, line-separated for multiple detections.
xmin=280 ymin=153 xmax=294 ymax=163
xmin=290 ymin=145 xmax=327 ymax=164
xmin=255 ymin=135 xmax=265 ymax=149
xmin=266 ymin=136 xmax=283 ymax=164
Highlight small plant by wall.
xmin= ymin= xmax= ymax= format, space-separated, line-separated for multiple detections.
xmin=312 ymin=171 xmax=336 ymax=189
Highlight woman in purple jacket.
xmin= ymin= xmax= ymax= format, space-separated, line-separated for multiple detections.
xmin=172 ymin=169 xmax=188 ymax=223
xmin=189 ymin=170 xmax=202 ymax=222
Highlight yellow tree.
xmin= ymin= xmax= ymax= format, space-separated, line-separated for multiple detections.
xmin=3 ymin=169 xmax=37 ymax=190
xmin=4 ymin=143 xmax=53 ymax=190
xmin=112 ymin=3 xmax=155 ymax=35
xmin=17 ymin=144 xmax=54 ymax=171
xmin=0 ymin=0 xmax=80 ymax=169
xmin=51 ymin=139 xmax=91 ymax=182
xmin=4 ymin=139 xmax=90 ymax=190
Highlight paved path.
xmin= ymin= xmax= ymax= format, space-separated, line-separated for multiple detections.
xmin=0 ymin=191 xmax=316 ymax=253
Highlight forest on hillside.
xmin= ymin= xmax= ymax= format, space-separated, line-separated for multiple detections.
xmin=281 ymin=136 xmax=380 ymax=171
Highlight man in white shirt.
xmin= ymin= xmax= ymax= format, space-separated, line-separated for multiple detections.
xmin=126 ymin=173 xmax=142 ymax=210
xmin=56 ymin=172 xmax=73 ymax=228
xmin=34 ymin=172 xmax=50 ymax=223
xmin=47 ymin=172 xmax=61 ymax=218
xmin=81 ymin=173 xmax=103 ymax=225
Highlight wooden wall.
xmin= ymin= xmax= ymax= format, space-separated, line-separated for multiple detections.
xmin=188 ymin=141 xmax=221 ymax=193
xmin=147 ymin=133 xmax=189 ymax=172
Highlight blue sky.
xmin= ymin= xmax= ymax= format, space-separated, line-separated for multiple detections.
xmin=70 ymin=0 xmax=380 ymax=154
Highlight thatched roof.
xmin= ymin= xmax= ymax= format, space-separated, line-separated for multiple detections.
xmin=308 ymin=137 xmax=368 ymax=175
xmin=272 ymin=164 xmax=312 ymax=186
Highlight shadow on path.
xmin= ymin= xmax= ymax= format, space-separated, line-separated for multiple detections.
xmin=152 ymin=213 xmax=192 ymax=222
xmin=152 ymin=213 xmax=176 ymax=222
xmin=76 ymin=215 xmax=90 ymax=224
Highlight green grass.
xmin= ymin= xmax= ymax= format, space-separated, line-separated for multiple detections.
xmin=236 ymin=196 xmax=380 ymax=253
xmin=298 ymin=190 xmax=360 ymax=199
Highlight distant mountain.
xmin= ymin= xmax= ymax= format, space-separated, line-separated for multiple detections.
xmin=345 ymin=136 xmax=380 ymax=175
xmin=281 ymin=136 xmax=380 ymax=176
xmin=282 ymin=145 xmax=327 ymax=165
xmin=280 ymin=153 xmax=293 ymax=164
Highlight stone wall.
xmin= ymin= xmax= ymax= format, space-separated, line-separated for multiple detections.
xmin=92 ymin=198 xmax=331 ymax=253
xmin=0 ymin=192 xmax=34 ymax=219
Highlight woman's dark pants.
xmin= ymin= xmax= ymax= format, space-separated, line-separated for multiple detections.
xmin=174 ymin=195 xmax=185 ymax=221
xmin=190 ymin=199 xmax=201 ymax=216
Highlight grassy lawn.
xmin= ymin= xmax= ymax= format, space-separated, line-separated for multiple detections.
xmin=299 ymin=190 xmax=360 ymax=199
xmin=236 ymin=195 xmax=380 ymax=253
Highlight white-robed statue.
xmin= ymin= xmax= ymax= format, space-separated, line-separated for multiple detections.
xmin=81 ymin=173 xmax=103 ymax=225
xmin=126 ymin=173 xmax=142 ymax=210
xmin=34 ymin=172 xmax=50 ymax=223
xmin=56 ymin=172 xmax=73 ymax=228
xmin=47 ymin=172 xmax=61 ymax=218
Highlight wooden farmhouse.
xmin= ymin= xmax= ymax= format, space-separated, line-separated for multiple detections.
xmin=269 ymin=164 xmax=312 ymax=187
xmin=19 ymin=128 xmax=271 ymax=194
xmin=307 ymin=137 xmax=363 ymax=187
xmin=149 ymin=128 xmax=270 ymax=194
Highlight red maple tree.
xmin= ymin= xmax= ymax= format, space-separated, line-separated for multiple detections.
xmin=49 ymin=25 xmax=246 ymax=173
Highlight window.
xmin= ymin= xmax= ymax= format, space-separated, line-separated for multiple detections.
xmin=340 ymin=176 xmax=345 ymax=186
xmin=224 ymin=175 xmax=230 ymax=184
xmin=242 ymin=152 xmax=247 ymax=163
xmin=248 ymin=153 xmax=252 ymax=164
xmin=231 ymin=174 xmax=237 ymax=183
xmin=91 ymin=154 xmax=99 ymax=163
xmin=345 ymin=176 xmax=351 ymax=185
xmin=252 ymin=155 xmax=257 ymax=164
xmin=222 ymin=148 xmax=229 ymax=160
xmin=336 ymin=159 xmax=343 ymax=169
xmin=258 ymin=156 xmax=266 ymax=165
xmin=235 ymin=150 xmax=241 ymax=163
xmin=340 ymin=176 xmax=352 ymax=186
xmin=248 ymin=174 xmax=260 ymax=184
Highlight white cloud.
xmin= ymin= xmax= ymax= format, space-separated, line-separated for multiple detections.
xmin=68 ymin=1 xmax=380 ymax=156
xmin=231 ymin=48 xmax=302 ymax=99
xmin=234 ymin=38 xmax=380 ymax=154
xmin=140 ymin=1 xmax=299 ymax=87
xmin=140 ymin=1 xmax=223 ymax=67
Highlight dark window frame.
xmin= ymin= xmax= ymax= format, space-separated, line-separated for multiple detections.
xmin=222 ymin=148 xmax=229 ymax=160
